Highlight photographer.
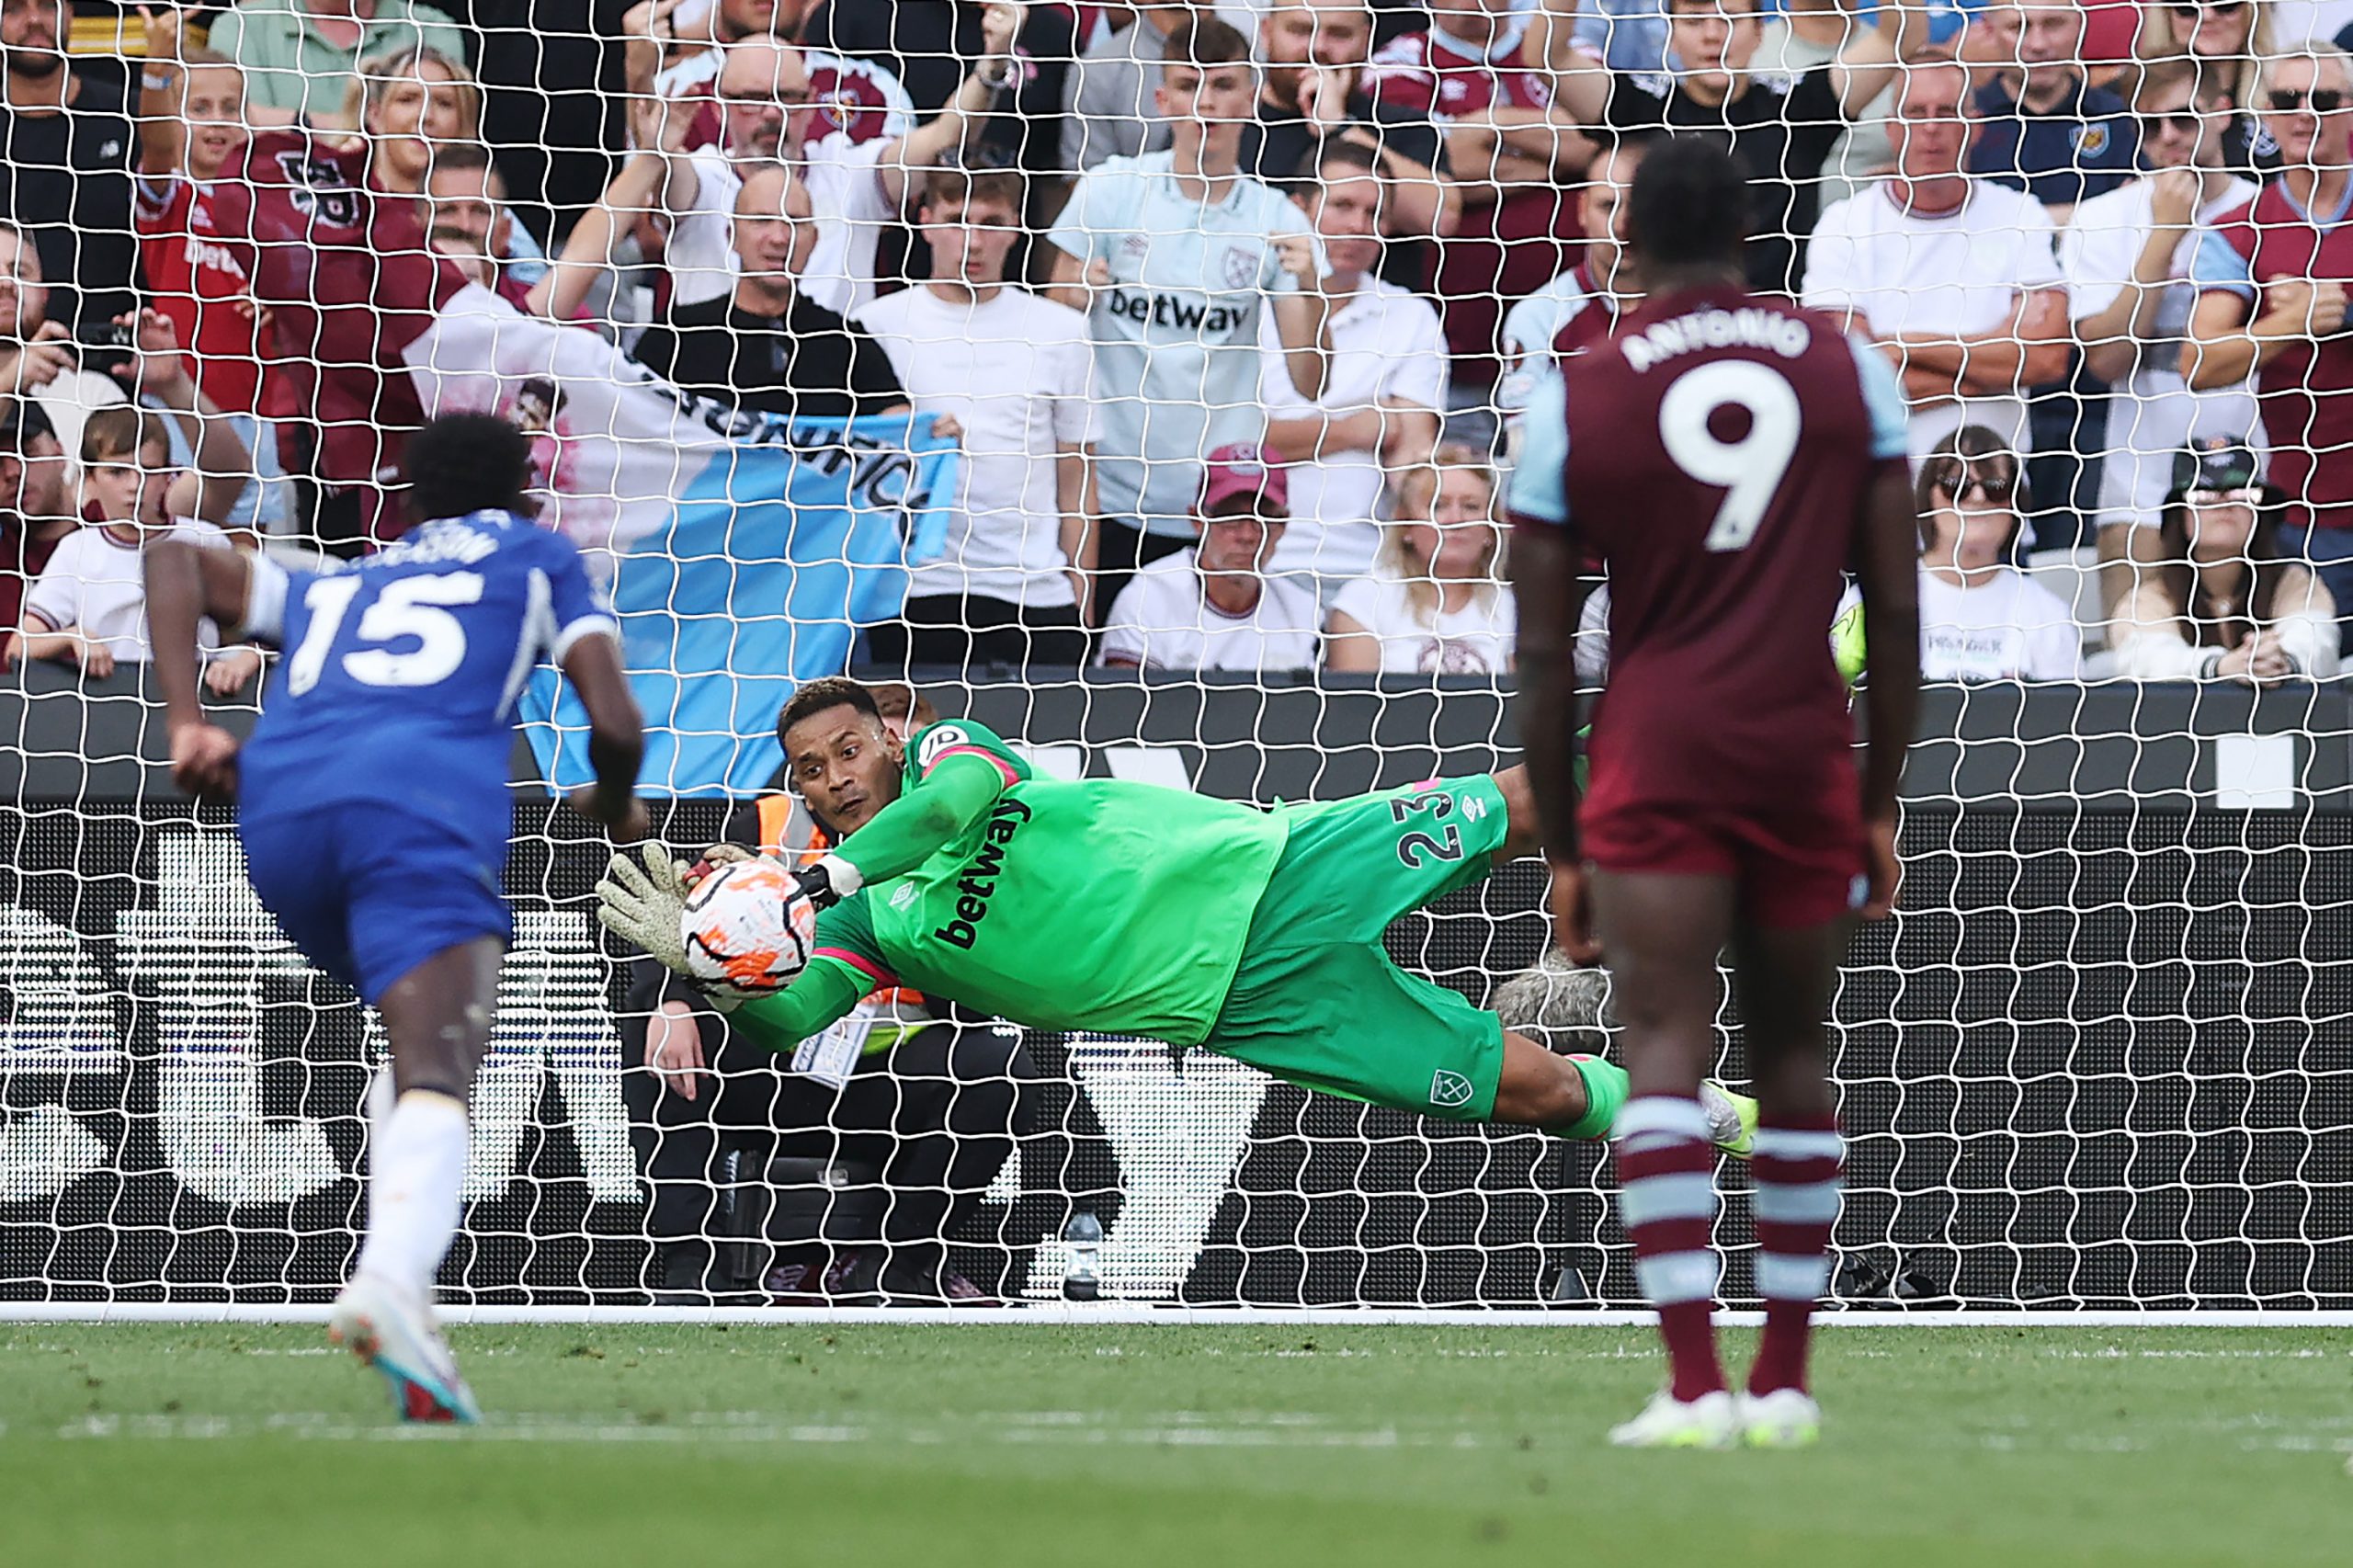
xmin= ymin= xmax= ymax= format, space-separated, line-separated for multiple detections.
xmin=619 ymin=680 xmax=1040 ymax=1304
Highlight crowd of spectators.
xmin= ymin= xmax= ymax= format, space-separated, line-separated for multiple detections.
xmin=22 ymin=0 xmax=2353 ymax=701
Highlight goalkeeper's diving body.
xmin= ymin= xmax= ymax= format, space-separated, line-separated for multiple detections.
xmin=602 ymin=677 xmax=1757 ymax=1150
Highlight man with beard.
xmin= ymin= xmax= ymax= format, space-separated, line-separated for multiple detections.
xmin=0 ymin=0 xmax=135 ymax=332
xmin=0 ymin=393 xmax=72 ymax=642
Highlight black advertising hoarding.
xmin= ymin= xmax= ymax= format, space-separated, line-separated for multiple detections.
xmin=1 ymin=668 xmax=2347 ymax=1306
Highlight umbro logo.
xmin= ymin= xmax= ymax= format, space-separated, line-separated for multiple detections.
xmin=890 ymin=881 xmax=918 ymax=910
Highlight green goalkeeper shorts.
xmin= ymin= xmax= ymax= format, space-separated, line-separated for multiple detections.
xmin=1200 ymin=774 xmax=1512 ymax=1122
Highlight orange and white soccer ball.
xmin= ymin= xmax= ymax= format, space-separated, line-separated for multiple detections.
xmin=679 ymin=858 xmax=818 ymax=994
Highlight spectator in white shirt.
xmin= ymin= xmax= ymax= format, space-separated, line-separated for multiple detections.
xmin=1915 ymin=426 xmax=2083 ymax=681
xmin=1325 ymin=446 xmax=1516 ymax=675
xmin=2112 ymin=438 xmax=2339 ymax=682
xmin=11 ymin=404 xmax=256 ymax=687
xmin=2063 ymin=60 xmax=2264 ymax=619
xmin=859 ymin=169 xmax=1099 ymax=672
xmin=1802 ymin=52 xmax=2070 ymax=458
xmin=604 ymin=12 xmax=1019 ymax=320
xmin=1258 ymin=137 xmax=1445 ymax=593
xmin=1099 ymin=443 xmax=1322 ymax=673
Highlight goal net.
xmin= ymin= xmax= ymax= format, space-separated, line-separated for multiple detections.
xmin=1 ymin=6 xmax=2348 ymax=1313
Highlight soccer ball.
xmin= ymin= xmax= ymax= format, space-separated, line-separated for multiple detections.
xmin=679 ymin=858 xmax=817 ymax=994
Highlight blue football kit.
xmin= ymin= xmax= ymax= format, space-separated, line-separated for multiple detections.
xmin=235 ymin=511 xmax=617 ymax=1002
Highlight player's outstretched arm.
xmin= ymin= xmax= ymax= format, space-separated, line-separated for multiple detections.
xmin=1507 ymin=523 xmax=1600 ymax=964
xmin=1853 ymin=461 xmax=1921 ymax=919
xmin=142 ymin=540 xmax=257 ymax=799
xmin=818 ymin=751 xmax=1012 ymax=893
xmin=560 ymin=631 xmax=648 ymax=841
xmin=725 ymin=961 xmax=869 ymax=1058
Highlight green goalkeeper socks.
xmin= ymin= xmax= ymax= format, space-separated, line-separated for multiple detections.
xmin=1560 ymin=1055 xmax=1631 ymax=1142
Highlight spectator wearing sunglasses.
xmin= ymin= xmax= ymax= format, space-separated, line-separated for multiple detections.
xmin=2063 ymin=59 xmax=2263 ymax=620
xmin=2112 ymin=437 xmax=2337 ymax=680
xmin=1970 ymin=2 xmax=2138 ymax=222
xmin=1915 ymin=426 xmax=2083 ymax=682
xmin=2143 ymin=0 xmax=2281 ymax=176
xmin=2188 ymin=46 xmax=2353 ymax=646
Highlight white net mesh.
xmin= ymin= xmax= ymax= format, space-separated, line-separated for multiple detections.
xmin=0 ymin=2 xmax=2349 ymax=1311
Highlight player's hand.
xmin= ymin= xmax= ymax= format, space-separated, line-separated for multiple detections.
xmin=1546 ymin=858 xmax=1603 ymax=966
xmin=568 ymin=786 xmax=649 ymax=842
xmin=646 ymin=1000 xmax=709 ymax=1102
xmin=1860 ymin=813 xmax=1902 ymax=921
xmin=685 ymin=839 xmax=755 ymax=887
xmin=168 ymin=720 xmax=240 ymax=800
xmin=597 ymin=841 xmax=694 ymax=971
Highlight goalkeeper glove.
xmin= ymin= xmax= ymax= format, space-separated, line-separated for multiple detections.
xmin=595 ymin=842 xmax=757 ymax=1012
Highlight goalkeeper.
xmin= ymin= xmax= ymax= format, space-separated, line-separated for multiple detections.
xmin=600 ymin=678 xmax=1756 ymax=1148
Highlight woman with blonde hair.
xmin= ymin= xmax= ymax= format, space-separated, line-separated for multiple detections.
xmin=2141 ymin=0 xmax=2280 ymax=171
xmin=1324 ymin=447 xmax=1518 ymax=676
xmin=347 ymin=44 xmax=484 ymax=194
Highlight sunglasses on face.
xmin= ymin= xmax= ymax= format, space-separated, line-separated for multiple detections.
xmin=2268 ymin=87 xmax=2345 ymax=112
xmin=2140 ymin=109 xmax=2202 ymax=134
xmin=1934 ymin=463 xmax=2018 ymax=503
xmin=2169 ymin=1 xmax=2246 ymax=17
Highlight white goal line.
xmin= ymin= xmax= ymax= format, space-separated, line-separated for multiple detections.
xmin=4 ymin=1305 xmax=2350 ymax=1329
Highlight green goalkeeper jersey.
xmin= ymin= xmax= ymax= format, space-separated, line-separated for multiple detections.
xmin=734 ymin=719 xmax=1291 ymax=1051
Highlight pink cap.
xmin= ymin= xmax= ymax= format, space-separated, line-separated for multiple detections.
xmin=1198 ymin=442 xmax=1289 ymax=518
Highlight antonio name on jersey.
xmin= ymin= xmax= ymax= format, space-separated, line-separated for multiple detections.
xmin=1619 ymin=304 xmax=1815 ymax=374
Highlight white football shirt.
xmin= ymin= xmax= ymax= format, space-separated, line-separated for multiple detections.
xmin=857 ymin=285 xmax=1097 ymax=608
xmin=1098 ymin=551 xmax=1322 ymax=672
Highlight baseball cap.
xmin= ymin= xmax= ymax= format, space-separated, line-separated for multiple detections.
xmin=2171 ymin=437 xmax=2261 ymax=497
xmin=1198 ymin=442 xmax=1289 ymax=518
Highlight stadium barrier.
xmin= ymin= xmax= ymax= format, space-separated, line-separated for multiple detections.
xmin=2 ymin=663 xmax=2347 ymax=1312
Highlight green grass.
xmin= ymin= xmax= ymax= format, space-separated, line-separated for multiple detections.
xmin=1 ymin=1324 xmax=2347 ymax=1567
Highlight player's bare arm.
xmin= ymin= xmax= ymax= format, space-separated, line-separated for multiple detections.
xmin=558 ymin=631 xmax=649 ymax=842
xmin=1507 ymin=524 xmax=1599 ymax=963
xmin=1852 ymin=461 xmax=1921 ymax=919
xmin=142 ymin=540 xmax=260 ymax=800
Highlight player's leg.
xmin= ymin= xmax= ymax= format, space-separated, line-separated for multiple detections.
xmin=1726 ymin=914 xmax=1850 ymax=1449
xmin=1587 ymin=866 xmax=1743 ymax=1447
xmin=329 ymin=936 xmax=503 ymax=1424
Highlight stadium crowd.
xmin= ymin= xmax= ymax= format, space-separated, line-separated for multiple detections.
xmin=8 ymin=0 xmax=2353 ymax=1298
xmin=9 ymin=0 xmax=2353 ymax=687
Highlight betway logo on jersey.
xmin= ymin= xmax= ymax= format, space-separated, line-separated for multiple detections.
xmin=1106 ymin=287 xmax=1252 ymax=337
xmin=1620 ymin=307 xmax=1813 ymax=373
xmin=932 ymin=797 xmax=1034 ymax=950
xmin=181 ymin=233 xmax=250 ymax=281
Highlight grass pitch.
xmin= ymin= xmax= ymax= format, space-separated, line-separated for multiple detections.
xmin=1 ymin=1322 xmax=2345 ymax=1567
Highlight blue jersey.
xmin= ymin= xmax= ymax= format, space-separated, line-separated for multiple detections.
xmin=238 ymin=511 xmax=616 ymax=848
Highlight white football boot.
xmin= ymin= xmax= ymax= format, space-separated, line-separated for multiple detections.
xmin=1608 ymin=1389 xmax=1741 ymax=1449
xmin=1738 ymin=1388 xmax=1824 ymax=1449
xmin=328 ymin=1272 xmax=483 ymax=1425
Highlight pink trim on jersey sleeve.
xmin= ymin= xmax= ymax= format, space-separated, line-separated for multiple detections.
xmin=813 ymin=947 xmax=897 ymax=988
xmin=926 ymin=744 xmax=1021 ymax=788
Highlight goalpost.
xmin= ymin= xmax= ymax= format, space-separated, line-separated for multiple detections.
xmin=1 ymin=11 xmax=2348 ymax=1322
